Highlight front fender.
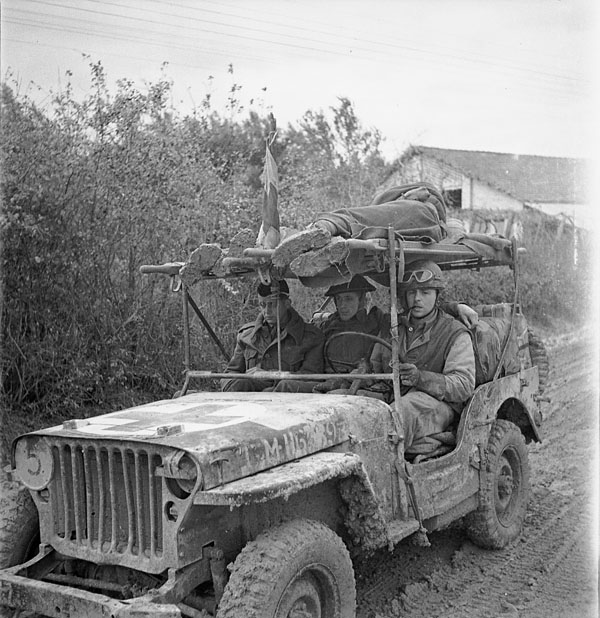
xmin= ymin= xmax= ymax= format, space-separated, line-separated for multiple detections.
xmin=192 ymin=451 xmax=365 ymax=508
xmin=192 ymin=451 xmax=391 ymax=553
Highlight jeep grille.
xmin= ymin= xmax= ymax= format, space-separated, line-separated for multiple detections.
xmin=47 ymin=441 xmax=164 ymax=558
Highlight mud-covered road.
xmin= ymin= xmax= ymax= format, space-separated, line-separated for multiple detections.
xmin=355 ymin=330 xmax=598 ymax=618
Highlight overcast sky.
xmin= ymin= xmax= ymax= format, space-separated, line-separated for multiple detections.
xmin=1 ymin=0 xmax=597 ymax=162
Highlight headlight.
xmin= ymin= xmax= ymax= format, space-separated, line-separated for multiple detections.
xmin=14 ymin=436 xmax=54 ymax=491
xmin=164 ymin=451 xmax=201 ymax=499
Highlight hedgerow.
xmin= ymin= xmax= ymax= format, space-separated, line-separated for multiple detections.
xmin=0 ymin=63 xmax=591 ymax=450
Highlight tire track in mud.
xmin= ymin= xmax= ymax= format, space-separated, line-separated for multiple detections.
xmin=397 ymin=491 xmax=591 ymax=618
xmin=356 ymin=331 xmax=597 ymax=618
xmin=357 ymin=487 xmax=589 ymax=618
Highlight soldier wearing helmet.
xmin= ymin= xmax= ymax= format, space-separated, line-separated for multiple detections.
xmin=369 ymin=259 xmax=476 ymax=459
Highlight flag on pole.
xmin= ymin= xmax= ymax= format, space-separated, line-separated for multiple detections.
xmin=257 ymin=133 xmax=280 ymax=250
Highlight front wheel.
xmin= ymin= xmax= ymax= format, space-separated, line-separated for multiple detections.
xmin=216 ymin=518 xmax=356 ymax=618
xmin=0 ymin=478 xmax=39 ymax=568
xmin=465 ymin=419 xmax=530 ymax=549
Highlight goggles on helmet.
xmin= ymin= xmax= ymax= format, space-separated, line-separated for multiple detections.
xmin=401 ymin=269 xmax=435 ymax=284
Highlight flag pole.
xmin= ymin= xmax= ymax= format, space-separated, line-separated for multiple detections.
xmin=258 ymin=120 xmax=283 ymax=371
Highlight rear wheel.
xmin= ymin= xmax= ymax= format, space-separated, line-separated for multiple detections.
xmin=216 ymin=518 xmax=356 ymax=618
xmin=465 ymin=420 xmax=530 ymax=549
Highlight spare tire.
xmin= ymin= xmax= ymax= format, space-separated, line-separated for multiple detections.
xmin=528 ymin=328 xmax=549 ymax=394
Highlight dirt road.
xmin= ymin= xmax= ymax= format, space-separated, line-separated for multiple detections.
xmin=355 ymin=330 xmax=598 ymax=618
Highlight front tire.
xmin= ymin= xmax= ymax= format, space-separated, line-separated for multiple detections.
xmin=0 ymin=478 xmax=40 ymax=618
xmin=465 ymin=419 xmax=530 ymax=549
xmin=216 ymin=518 xmax=356 ymax=618
xmin=0 ymin=478 xmax=39 ymax=568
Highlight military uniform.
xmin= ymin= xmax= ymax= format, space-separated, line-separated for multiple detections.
xmin=320 ymin=306 xmax=386 ymax=372
xmin=371 ymin=307 xmax=475 ymax=453
xmin=221 ymin=308 xmax=324 ymax=392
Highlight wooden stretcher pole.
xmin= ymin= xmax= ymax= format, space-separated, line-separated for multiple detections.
xmin=276 ymin=297 xmax=282 ymax=372
xmin=387 ymin=227 xmax=403 ymax=418
xmin=387 ymin=227 xmax=429 ymax=543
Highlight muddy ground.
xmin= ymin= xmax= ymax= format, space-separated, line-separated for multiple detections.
xmin=355 ymin=330 xmax=598 ymax=618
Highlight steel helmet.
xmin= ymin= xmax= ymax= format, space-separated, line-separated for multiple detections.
xmin=399 ymin=259 xmax=445 ymax=291
xmin=257 ymin=279 xmax=290 ymax=299
xmin=325 ymin=275 xmax=376 ymax=297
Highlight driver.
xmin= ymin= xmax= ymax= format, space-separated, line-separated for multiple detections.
xmin=370 ymin=259 xmax=476 ymax=457
xmin=275 ymin=275 xmax=384 ymax=393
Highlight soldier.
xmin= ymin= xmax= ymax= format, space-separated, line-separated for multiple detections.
xmin=221 ymin=280 xmax=324 ymax=392
xmin=268 ymin=275 xmax=382 ymax=393
xmin=370 ymin=259 xmax=476 ymax=457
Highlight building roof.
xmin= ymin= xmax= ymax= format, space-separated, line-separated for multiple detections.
xmin=403 ymin=146 xmax=587 ymax=204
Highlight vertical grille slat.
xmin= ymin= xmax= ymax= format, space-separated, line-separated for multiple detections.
xmin=83 ymin=447 xmax=94 ymax=546
xmin=96 ymin=447 xmax=105 ymax=548
xmin=59 ymin=448 xmax=70 ymax=539
xmin=70 ymin=448 xmax=81 ymax=542
xmin=134 ymin=452 xmax=144 ymax=555
xmin=148 ymin=457 xmax=157 ymax=556
xmin=122 ymin=450 xmax=135 ymax=553
xmin=108 ymin=449 xmax=118 ymax=551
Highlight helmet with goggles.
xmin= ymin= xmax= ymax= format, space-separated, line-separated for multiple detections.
xmin=399 ymin=259 xmax=445 ymax=291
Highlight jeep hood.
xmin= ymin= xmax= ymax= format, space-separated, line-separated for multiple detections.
xmin=35 ymin=391 xmax=390 ymax=490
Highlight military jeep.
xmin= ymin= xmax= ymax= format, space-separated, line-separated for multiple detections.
xmin=0 ymin=231 xmax=545 ymax=618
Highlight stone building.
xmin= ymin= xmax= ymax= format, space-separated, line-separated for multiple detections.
xmin=381 ymin=146 xmax=589 ymax=233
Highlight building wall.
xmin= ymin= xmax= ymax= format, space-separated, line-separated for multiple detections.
xmin=392 ymin=154 xmax=522 ymax=211
xmin=383 ymin=154 xmax=581 ymax=216
xmin=471 ymin=180 xmax=522 ymax=211
xmin=400 ymin=155 xmax=464 ymax=190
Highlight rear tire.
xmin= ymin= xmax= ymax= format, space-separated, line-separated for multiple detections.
xmin=216 ymin=518 xmax=356 ymax=618
xmin=465 ymin=420 xmax=530 ymax=549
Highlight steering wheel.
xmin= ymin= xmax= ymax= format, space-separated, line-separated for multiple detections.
xmin=323 ymin=332 xmax=392 ymax=394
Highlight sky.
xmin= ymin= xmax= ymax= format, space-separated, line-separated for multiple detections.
xmin=1 ymin=0 xmax=597 ymax=164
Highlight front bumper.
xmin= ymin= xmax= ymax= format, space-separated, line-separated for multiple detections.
xmin=0 ymin=551 xmax=182 ymax=618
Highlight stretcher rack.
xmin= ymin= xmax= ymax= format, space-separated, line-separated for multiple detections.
xmin=140 ymin=230 xmax=522 ymax=399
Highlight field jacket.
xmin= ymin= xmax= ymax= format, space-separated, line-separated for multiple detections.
xmin=371 ymin=308 xmax=475 ymax=410
xmin=225 ymin=308 xmax=324 ymax=375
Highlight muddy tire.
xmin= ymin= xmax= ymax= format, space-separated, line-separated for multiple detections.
xmin=0 ymin=478 xmax=39 ymax=618
xmin=0 ymin=478 xmax=39 ymax=569
xmin=216 ymin=518 xmax=356 ymax=618
xmin=465 ymin=420 xmax=530 ymax=549
xmin=528 ymin=328 xmax=549 ymax=393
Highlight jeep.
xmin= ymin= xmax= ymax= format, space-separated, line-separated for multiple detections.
xmin=0 ymin=231 xmax=545 ymax=617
